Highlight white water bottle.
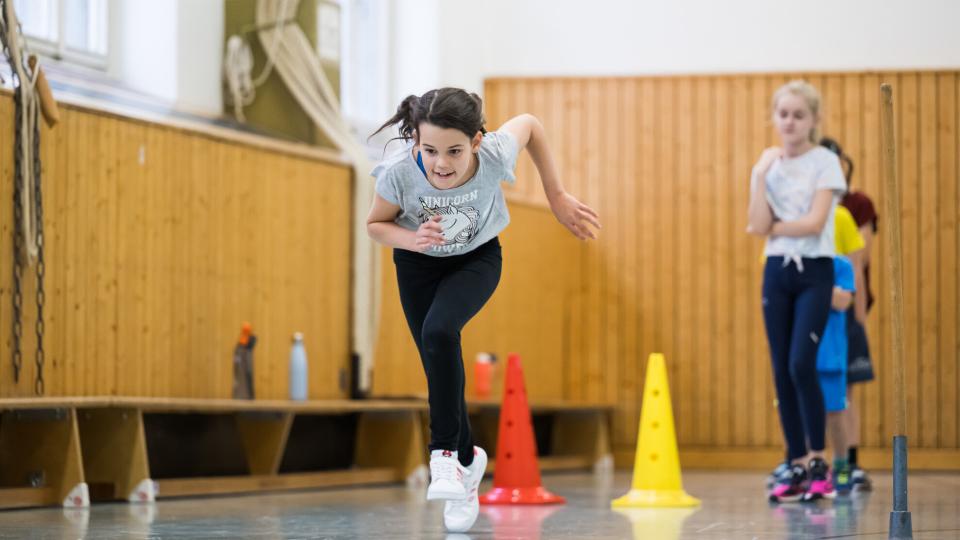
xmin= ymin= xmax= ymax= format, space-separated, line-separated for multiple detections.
xmin=289 ymin=332 xmax=308 ymax=400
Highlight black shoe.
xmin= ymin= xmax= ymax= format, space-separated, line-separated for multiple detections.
xmin=769 ymin=463 xmax=807 ymax=503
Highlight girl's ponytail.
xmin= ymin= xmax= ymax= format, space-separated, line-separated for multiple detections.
xmin=468 ymin=92 xmax=487 ymax=135
xmin=371 ymin=94 xmax=420 ymax=141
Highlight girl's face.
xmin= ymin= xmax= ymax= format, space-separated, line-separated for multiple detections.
xmin=417 ymin=122 xmax=482 ymax=189
xmin=773 ymin=92 xmax=817 ymax=147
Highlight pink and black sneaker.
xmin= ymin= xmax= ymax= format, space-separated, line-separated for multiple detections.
xmin=768 ymin=463 xmax=807 ymax=503
xmin=802 ymin=457 xmax=836 ymax=502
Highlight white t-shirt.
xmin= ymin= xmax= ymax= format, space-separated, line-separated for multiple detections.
xmin=763 ymin=146 xmax=847 ymax=259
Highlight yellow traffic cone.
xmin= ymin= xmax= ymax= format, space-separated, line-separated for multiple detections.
xmin=612 ymin=353 xmax=700 ymax=508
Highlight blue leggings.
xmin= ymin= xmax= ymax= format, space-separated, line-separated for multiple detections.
xmin=762 ymin=256 xmax=833 ymax=461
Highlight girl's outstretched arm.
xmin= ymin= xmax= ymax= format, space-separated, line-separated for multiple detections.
xmin=499 ymin=114 xmax=601 ymax=240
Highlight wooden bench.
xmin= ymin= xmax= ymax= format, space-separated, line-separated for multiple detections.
xmin=465 ymin=399 xmax=614 ymax=474
xmin=0 ymin=397 xmax=427 ymax=509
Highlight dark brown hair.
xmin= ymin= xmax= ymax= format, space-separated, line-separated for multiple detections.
xmin=371 ymin=88 xmax=487 ymax=142
xmin=820 ymin=136 xmax=854 ymax=186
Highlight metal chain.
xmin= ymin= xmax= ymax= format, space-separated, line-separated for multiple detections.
xmin=31 ymin=102 xmax=45 ymax=395
xmin=2 ymin=1 xmax=45 ymax=394
xmin=11 ymin=80 xmax=24 ymax=384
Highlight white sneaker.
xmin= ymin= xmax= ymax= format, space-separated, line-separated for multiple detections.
xmin=427 ymin=450 xmax=468 ymax=501
xmin=444 ymin=446 xmax=487 ymax=532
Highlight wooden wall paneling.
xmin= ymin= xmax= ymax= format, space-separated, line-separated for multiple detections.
xmin=693 ymin=77 xmax=714 ymax=446
xmin=672 ymin=77 xmax=691 ymax=444
xmin=115 ymin=120 xmax=143 ymax=397
xmin=48 ymin=106 xmax=69 ymax=397
xmin=0 ymin=101 xmax=13 ymax=394
xmin=69 ymin=110 xmax=85 ymax=397
xmin=583 ymin=78 xmax=602 ymax=404
xmin=0 ymin=99 xmax=352 ymax=400
xmin=898 ymin=73 xmax=921 ymax=443
xmin=861 ymin=74 xmax=885 ymax=448
xmin=918 ymin=73 xmax=940 ymax=448
xmin=566 ymin=80 xmax=586 ymax=402
xmin=618 ymin=78 xmax=639 ymax=447
xmin=656 ymin=78 xmax=677 ymax=427
xmin=733 ymin=75 xmax=757 ymax=446
xmin=636 ymin=79 xmax=657 ymax=442
xmin=101 ymin=117 xmax=119 ymax=396
xmin=712 ymin=78 xmax=732 ymax=448
xmin=937 ymin=72 xmax=958 ymax=449
xmin=79 ymin=112 xmax=95 ymax=396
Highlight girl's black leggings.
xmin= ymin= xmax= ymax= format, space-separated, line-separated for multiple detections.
xmin=393 ymin=237 xmax=502 ymax=467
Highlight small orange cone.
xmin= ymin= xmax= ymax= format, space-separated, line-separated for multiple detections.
xmin=479 ymin=353 xmax=565 ymax=505
xmin=612 ymin=353 xmax=699 ymax=508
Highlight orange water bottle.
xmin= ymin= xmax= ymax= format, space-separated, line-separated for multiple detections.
xmin=232 ymin=323 xmax=256 ymax=399
xmin=474 ymin=352 xmax=495 ymax=399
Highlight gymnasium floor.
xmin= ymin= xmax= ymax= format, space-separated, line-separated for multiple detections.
xmin=0 ymin=470 xmax=957 ymax=539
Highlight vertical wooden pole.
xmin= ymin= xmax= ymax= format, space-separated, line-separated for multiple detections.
xmin=880 ymin=82 xmax=913 ymax=540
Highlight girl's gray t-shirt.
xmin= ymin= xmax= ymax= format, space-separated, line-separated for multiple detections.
xmin=372 ymin=131 xmax=520 ymax=257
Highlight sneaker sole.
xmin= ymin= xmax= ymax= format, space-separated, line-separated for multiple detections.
xmin=769 ymin=493 xmax=803 ymax=503
xmin=444 ymin=503 xmax=479 ymax=534
xmin=427 ymin=487 xmax=467 ymax=501
xmin=801 ymin=491 xmax=837 ymax=502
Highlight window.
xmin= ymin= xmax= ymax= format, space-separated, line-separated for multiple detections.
xmin=340 ymin=0 xmax=392 ymax=134
xmin=12 ymin=0 xmax=109 ymax=69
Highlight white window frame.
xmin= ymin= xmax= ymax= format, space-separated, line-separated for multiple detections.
xmin=340 ymin=0 xmax=394 ymax=144
xmin=14 ymin=0 xmax=112 ymax=71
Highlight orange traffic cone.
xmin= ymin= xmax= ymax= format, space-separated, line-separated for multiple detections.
xmin=479 ymin=353 xmax=565 ymax=505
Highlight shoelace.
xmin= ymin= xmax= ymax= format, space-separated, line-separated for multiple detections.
xmin=431 ymin=456 xmax=467 ymax=483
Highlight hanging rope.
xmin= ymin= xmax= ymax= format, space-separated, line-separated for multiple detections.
xmin=1 ymin=0 xmax=38 ymax=259
xmin=0 ymin=0 xmax=49 ymax=395
xmin=223 ymin=8 xmax=294 ymax=122
xmin=223 ymin=35 xmax=256 ymax=122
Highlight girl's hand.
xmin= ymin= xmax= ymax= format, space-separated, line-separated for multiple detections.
xmin=549 ymin=191 xmax=601 ymax=240
xmin=413 ymin=215 xmax=445 ymax=252
xmin=753 ymin=146 xmax=783 ymax=178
